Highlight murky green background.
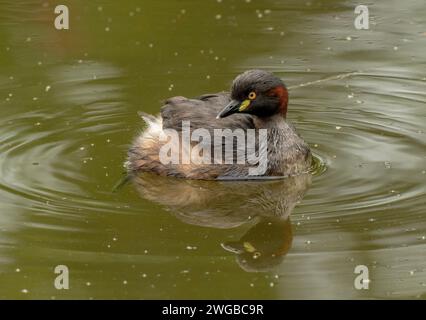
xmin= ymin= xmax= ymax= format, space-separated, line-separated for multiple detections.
xmin=0 ymin=0 xmax=425 ymax=299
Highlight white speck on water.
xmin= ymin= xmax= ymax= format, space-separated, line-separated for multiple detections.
xmin=32 ymin=97 xmax=38 ymax=101
xmin=16 ymin=268 xmax=21 ymax=272
xmin=21 ymin=289 xmax=29 ymax=294
xmin=106 ymin=139 xmax=111 ymax=143
xmin=129 ymin=11 xmax=135 ymax=17
xmin=335 ymin=126 xmax=342 ymax=130
xmin=347 ymin=93 xmax=354 ymax=99
xmin=215 ymin=14 xmax=222 ymax=20
xmin=112 ymin=237 xmax=117 ymax=241
xmin=181 ymin=270 xmax=190 ymax=274
xmin=393 ymin=46 xmax=399 ymax=51
xmin=142 ymin=273 xmax=147 ymax=278
xmin=410 ymin=270 xmax=415 ymax=276
xmin=86 ymin=282 xmax=91 ymax=286
xmin=26 ymin=37 xmax=31 ymax=42
xmin=123 ymin=280 xmax=128 ymax=285
xmin=250 ymin=283 xmax=254 ymax=287
xmin=186 ymin=245 xmax=197 ymax=250
xmin=79 ymin=147 xmax=85 ymax=151
xmin=8 ymin=93 xmax=12 ymax=97
xmin=346 ymin=36 xmax=352 ymax=41
xmin=305 ymin=240 xmax=312 ymax=244
xmin=206 ymin=75 xmax=211 ymax=79
xmin=97 ymin=6 xmax=103 ymax=12
xmin=144 ymin=249 xmax=149 ymax=254
xmin=35 ymin=122 xmax=41 ymax=126
xmin=45 ymin=85 xmax=51 ymax=92
xmin=37 ymin=61 xmax=42 ymax=66
xmin=269 ymin=282 xmax=275 ymax=287
xmin=368 ymin=218 xmax=376 ymax=222
xmin=149 ymin=43 xmax=154 ymax=48
xmin=105 ymin=27 xmax=110 ymax=32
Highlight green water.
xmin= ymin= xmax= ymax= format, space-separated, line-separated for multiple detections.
xmin=0 ymin=0 xmax=425 ymax=299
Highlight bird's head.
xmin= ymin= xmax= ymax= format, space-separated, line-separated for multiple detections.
xmin=217 ymin=69 xmax=288 ymax=119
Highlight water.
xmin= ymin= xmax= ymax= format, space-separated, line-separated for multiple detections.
xmin=0 ymin=0 xmax=425 ymax=299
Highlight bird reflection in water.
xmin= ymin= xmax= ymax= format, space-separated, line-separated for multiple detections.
xmin=130 ymin=173 xmax=311 ymax=272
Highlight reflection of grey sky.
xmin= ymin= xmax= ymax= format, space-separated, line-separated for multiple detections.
xmin=277 ymin=243 xmax=426 ymax=299
xmin=51 ymin=61 xmax=124 ymax=106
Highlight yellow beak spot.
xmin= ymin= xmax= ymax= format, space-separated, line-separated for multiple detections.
xmin=239 ymin=99 xmax=251 ymax=112
xmin=243 ymin=241 xmax=256 ymax=253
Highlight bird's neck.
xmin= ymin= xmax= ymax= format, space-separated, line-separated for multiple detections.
xmin=253 ymin=114 xmax=287 ymax=130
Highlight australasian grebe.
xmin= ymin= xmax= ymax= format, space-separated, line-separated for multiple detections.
xmin=127 ymin=70 xmax=311 ymax=180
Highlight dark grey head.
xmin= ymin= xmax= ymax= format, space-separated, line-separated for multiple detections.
xmin=217 ymin=70 xmax=289 ymax=119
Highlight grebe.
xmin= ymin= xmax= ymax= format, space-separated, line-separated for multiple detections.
xmin=127 ymin=70 xmax=311 ymax=180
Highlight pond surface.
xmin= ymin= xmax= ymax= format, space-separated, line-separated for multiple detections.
xmin=0 ymin=0 xmax=425 ymax=299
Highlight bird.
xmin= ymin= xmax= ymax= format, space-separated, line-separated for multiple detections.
xmin=126 ymin=69 xmax=311 ymax=180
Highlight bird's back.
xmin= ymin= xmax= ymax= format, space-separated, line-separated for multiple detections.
xmin=127 ymin=93 xmax=258 ymax=179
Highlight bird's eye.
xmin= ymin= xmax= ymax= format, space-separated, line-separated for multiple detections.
xmin=248 ymin=91 xmax=256 ymax=100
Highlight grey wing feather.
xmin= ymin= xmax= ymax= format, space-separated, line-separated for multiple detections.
xmin=160 ymin=92 xmax=255 ymax=131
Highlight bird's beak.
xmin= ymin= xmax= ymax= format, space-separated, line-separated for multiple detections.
xmin=216 ymin=100 xmax=242 ymax=119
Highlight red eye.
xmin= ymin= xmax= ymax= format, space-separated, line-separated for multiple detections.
xmin=248 ymin=92 xmax=256 ymax=100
